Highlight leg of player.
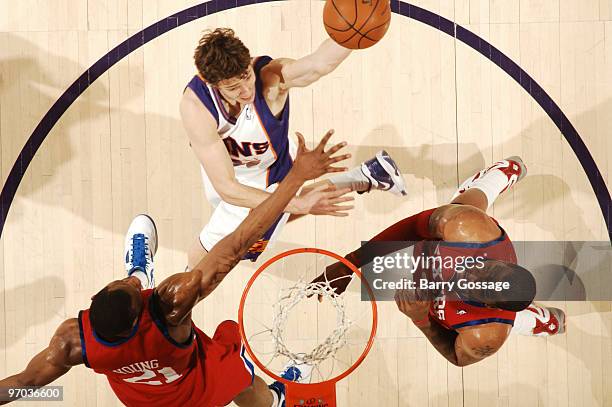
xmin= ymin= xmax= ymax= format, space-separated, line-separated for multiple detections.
xmin=233 ymin=364 xmax=312 ymax=407
xmin=124 ymin=214 xmax=158 ymax=288
xmin=287 ymin=150 xmax=407 ymax=222
xmin=232 ymin=375 xmax=274 ymax=407
xmin=428 ymin=156 xmax=528 ymax=241
xmin=511 ymin=303 xmax=566 ymax=336
xmin=326 ymin=150 xmax=407 ymax=196
xmin=450 ymin=156 xmax=528 ymax=211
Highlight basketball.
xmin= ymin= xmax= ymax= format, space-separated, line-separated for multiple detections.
xmin=323 ymin=0 xmax=391 ymax=49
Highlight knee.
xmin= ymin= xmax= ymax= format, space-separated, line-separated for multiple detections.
xmin=432 ymin=204 xmax=501 ymax=242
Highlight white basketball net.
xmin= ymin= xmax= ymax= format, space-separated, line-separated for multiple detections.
xmin=271 ymin=277 xmax=353 ymax=367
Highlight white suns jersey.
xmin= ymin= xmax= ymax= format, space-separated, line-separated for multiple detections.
xmin=185 ymin=56 xmax=294 ymax=208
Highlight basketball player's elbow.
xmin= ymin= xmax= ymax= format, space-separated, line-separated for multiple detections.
xmin=453 ymin=346 xmax=480 ymax=367
xmin=216 ymin=180 xmax=249 ymax=206
xmin=215 ymin=186 xmax=236 ymax=203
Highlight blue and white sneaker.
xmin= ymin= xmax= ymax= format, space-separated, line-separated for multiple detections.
xmin=268 ymin=363 xmax=313 ymax=407
xmin=124 ymin=214 xmax=158 ymax=289
xmin=359 ymin=150 xmax=407 ymax=196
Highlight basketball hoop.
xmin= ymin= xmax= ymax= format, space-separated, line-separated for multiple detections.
xmin=238 ymin=248 xmax=377 ymax=407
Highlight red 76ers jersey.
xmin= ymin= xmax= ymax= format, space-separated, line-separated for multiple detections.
xmin=422 ymin=224 xmax=518 ymax=330
xmin=79 ymin=290 xmax=214 ymax=407
xmin=430 ymin=291 xmax=516 ymax=330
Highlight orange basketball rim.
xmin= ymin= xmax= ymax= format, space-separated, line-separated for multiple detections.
xmin=238 ymin=248 xmax=378 ymax=407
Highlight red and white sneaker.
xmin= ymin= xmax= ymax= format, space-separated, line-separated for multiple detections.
xmin=525 ymin=305 xmax=566 ymax=336
xmin=455 ymin=156 xmax=527 ymax=197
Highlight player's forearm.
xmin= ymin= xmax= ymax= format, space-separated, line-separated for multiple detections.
xmin=413 ymin=317 xmax=462 ymax=366
xmin=345 ymin=210 xmax=436 ymax=268
xmin=0 ymin=374 xmax=33 ymax=405
xmin=218 ymin=181 xmax=274 ymax=209
xmin=286 ymin=39 xmax=351 ymax=88
xmin=190 ymin=171 xmax=307 ymax=302
xmin=311 ymin=38 xmax=352 ymax=76
xmin=219 ymin=180 xmax=306 ymax=214
xmin=0 ymin=372 xmax=54 ymax=405
xmin=232 ymin=171 xmax=305 ymax=254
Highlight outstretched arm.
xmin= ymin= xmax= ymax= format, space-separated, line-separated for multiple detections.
xmin=0 ymin=319 xmax=83 ymax=405
xmin=310 ymin=209 xmax=437 ymax=298
xmin=264 ymin=39 xmax=351 ymax=90
xmin=155 ymin=130 xmax=350 ymax=326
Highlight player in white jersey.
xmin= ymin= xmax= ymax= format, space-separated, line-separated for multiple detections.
xmin=181 ymin=28 xmax=406 ymax=265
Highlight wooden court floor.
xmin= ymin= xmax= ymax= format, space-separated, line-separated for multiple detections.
xmin=1 ymin=0 xmax=611 ymax=406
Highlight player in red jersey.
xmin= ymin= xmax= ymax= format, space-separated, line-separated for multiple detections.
xmin=0 ymin=131 xmax=348 ymax=406
xmin=314 ymin=156 xmax=566 ymax=366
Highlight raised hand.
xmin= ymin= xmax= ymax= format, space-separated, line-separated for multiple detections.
xmin=309 ymin=260 xmax=354 ymax=302
xmin=291 ymin=129 xmax=350 ymax=181
xmin=293 ymin=185 xmax=354 ymax=217
xmin=394 ymin=289 xmax=431 ymax=322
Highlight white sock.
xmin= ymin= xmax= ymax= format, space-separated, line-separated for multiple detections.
xmin=452 ymin=168 xmax=512 ymax=208
xmin=129 ymin=269 xmax=149 ymax=289
xmin=511 ymin=306 xmax=537 ymax=335
xmin=269 ymin=388 xmax=279 ymax=407
xmin=328 ymin=166 xmax=369 ymax=192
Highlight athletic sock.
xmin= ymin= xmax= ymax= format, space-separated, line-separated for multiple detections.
xmin=510 ymin=307 xmax=538 ymax=335
xmin=454 ymin=170 xmax=510 ymax=208
xmin=327 ymin=166 xmax=370 ymax=192
xmin=452 ymin=160 xmax=523 ymax=208
xmin=128 ymin=268 xmax=149 ymax=289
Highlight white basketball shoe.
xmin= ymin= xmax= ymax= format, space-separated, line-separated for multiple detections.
xmin=124 ymin=214 xmax=158 ymax=289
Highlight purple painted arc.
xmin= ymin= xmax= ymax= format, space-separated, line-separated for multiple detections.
xmin=0 ymin=0 xmax=609 ymax=242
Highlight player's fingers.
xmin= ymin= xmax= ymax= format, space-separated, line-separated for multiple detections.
xmin=307 ymin=274 xmax=327 ymax=296
xmin=320 ymin=208 xmax=352 ymax=217
xmin=398 ymin=289 xmax=412 ymax=304
xmin=310 ymin=184 xmax=330 ymax=194
xmin=321 ymin=184 xmax=338 ymax=193
xmin=327 ymin=196 xmax=355 ymax=205
xmin=322 ymin=187 xmax=352 ymax=198
xmin=326 ymin=154 xmax=351 ymax=165
xmin=315 ymin=129 xmax=334 ymax=152
xmin=322 ymin=211 xmax=351 ymax=217
xmin=325 ymin=204 xmax=355 ymax=212
xmin=325 ymin=166 xmax=348 ymax=173
xmin=394 ymin=290 xmax=404 ymax=308
xmin=325 ymin=141 xmax=347 ymax=157
xmin=295 ymin=132 xmax=306 ymax=154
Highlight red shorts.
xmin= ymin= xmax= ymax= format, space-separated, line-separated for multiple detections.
xmin=198 ymin=320 xmax=255 ymax=406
